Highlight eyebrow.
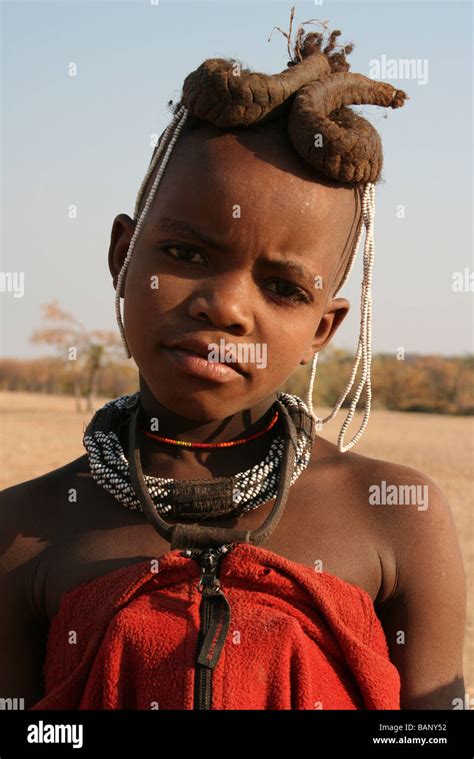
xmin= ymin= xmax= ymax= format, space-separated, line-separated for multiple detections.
xmin=150 ymin=217 xmax=221 ymax=250
xmin=151 ymin=216 xmax=316 ymax=286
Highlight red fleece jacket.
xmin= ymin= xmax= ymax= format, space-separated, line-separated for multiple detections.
xmin=30 ymin=543 xmax=400 ymax=710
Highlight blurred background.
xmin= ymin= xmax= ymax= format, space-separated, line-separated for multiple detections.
xmin=0 ymin=0 xmax=472 ymax=699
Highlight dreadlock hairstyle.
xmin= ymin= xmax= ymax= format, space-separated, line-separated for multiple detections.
xmin=114 ymin=16 xmax=408 ymax=452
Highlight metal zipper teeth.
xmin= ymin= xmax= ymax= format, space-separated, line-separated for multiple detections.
xmin=181 ymin=544 xmax=234 ymax=711
xmin=195 ymin=599 xmax=213 ymax=710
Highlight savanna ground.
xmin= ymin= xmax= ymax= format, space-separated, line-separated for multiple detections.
xmin=0 ymin=390 xmax=472 ymax=703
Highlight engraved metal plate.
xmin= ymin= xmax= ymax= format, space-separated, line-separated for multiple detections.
xmin=170 ymin=477 xmax=235 ymax=516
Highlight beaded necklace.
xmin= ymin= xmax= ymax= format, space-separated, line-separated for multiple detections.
xmin=141 ymin=408 xmax=280 ymax=449
xmin=83 ymin=392 xmax=316 ymax=520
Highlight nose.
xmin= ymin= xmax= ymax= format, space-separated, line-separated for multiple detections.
xmin=187 ymin=272 xmax=254 ymax=335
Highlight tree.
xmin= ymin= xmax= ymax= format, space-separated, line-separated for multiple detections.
xmin=30 ymin=300 xmax=125 ymax=412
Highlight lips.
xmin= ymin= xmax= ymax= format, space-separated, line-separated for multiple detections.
xmin=164 ymin=336 xmax=246 ymax=376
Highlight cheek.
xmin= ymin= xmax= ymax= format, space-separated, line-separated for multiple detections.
xmin=264 ymin=319 xmax=315 ymax=369
xmin=122 ymin=264 xmax=188 ymax=353
xmin=126 ymin=251 xmax=183 ymax=302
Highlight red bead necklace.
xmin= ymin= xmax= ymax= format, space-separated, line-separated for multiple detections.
xmin=141 ymin=408 xmax=280 ymax=449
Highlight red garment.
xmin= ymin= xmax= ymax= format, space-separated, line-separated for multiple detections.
xmin=30 ymin=543 xmax=400 ymax=710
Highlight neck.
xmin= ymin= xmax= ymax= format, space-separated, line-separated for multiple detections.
xmin=135 ymin=377 xmax=281 ymax=479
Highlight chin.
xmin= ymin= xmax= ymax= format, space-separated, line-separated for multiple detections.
xmin=143 ymin=375 xmax=251 ymax=422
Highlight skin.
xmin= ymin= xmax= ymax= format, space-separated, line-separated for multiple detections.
xmin=0 ymin=121 xmax=466 ymax=711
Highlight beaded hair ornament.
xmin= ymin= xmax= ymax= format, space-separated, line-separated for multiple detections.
xmin=114 ymin=20 xmax=408 ymax=452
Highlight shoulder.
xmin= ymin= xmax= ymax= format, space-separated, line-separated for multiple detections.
xmin=0 ymin=456 xmax=90 ymax=609
xmin=311 ymin=434 xmax=454 ymax=535
xmin=0 ymin=459 xmax=91 ymax=706
xmin=309 ymin=439 xmax=466 ymax=708
xmin=310 ymin=436 xmax=464 ymax=598
xmin=0 ymin=454 xmax=90 ymax=534
xmin=340 ymin=448 xmax=462 ymax=579
xmin=309 ymin=432 xmax=441 ymax=502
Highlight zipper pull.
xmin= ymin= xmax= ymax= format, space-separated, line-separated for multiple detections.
xmin=196 ymin=547 xmax=233 ymax=671
xmin=180 ymin=544 xmax=235 ymax=693
xmin=181 ymin=543 xmax=234 ymax=593
xmin=198 ymin=549 xmax=221 ymax=593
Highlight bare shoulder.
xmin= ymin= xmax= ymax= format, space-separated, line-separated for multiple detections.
xmin=0 ymin=455 xmax=89 ymax=594
xmin=0 ymin=458 xmax=91 ymax=705
xmin=0 ymin=454 xmax=89 ymax=524
xmin=311 ymin=437 xmax=466 ymax=708
xmin=312 ymin=434 xmax=456 ymax=541
xmin=310 ymin=435 xmax=464 ymax=599
xmin=340 ymin=444 xmax=461 ymax=572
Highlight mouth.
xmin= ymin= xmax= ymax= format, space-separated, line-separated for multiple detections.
xmin=163 ymin=345 xmax=243 ymax=382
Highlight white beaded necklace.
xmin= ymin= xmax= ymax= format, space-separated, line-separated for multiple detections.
xmin=83 ymin=392 xmax=315 ymax=517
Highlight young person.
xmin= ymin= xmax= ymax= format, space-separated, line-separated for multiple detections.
xmin=0 ymin=25 xmax=466 ymax=711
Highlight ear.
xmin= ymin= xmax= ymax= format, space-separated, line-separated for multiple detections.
xmin=108 ymin=214 xmax=136 ymax=296
xmin=300 ymin=297 xmax=350 ymax=365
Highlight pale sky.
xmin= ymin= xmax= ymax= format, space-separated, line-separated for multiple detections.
xmin=1 ymin=0 xmax=473 ymax=358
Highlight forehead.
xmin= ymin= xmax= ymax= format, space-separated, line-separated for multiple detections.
xmin=141 ymin=123 xmax=359 ymax=271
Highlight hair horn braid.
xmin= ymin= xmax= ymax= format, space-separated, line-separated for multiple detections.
xmin=178 ymin=34 xmax=408 ymax=185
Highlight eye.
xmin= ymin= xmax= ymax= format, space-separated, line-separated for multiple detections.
xmin=264 ymin=280 xmax=311 ymax=304
xmin=159 ymin=244 xmax=206 ymax=265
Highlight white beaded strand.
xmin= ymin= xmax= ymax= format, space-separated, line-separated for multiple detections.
xmin=115 ymin=106 xmax=189 ymax=359
xmin=305 ymin=182 xmax=376 ymax=452
xmin=131 ymin=105 xmax=186 ymax=223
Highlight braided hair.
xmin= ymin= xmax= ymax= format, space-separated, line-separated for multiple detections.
xmin=115 ymin=22 xmax=408 ymax=452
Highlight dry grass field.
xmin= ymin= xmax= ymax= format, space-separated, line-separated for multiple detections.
xmin=0 ymin=390 xmax=472 ymax=700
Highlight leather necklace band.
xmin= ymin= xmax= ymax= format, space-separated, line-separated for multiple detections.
xmin=127 ymin=394 xmax=298 ymax=551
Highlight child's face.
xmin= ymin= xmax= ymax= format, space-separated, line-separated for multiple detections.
xmin=109 ymin=123 xmax=360 ymax=422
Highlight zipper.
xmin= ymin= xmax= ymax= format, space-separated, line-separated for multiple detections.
xmin=181 ymin=543 xmax=234 ymax=710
